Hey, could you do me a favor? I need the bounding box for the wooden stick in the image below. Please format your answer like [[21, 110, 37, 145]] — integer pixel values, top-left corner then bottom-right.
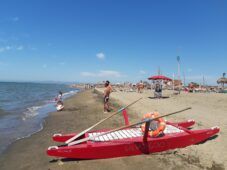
[[68, 107, 192, 146], [65, 97, 143, 144]]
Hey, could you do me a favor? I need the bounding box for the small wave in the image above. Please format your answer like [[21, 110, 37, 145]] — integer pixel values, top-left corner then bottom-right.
[[21, 90, 78, 121], [0, 83, 80, 155], [22, 106, 43, 120], [63, 90, 78, 97], [45, 90, 78, 103], [16, 123, 44, 140]]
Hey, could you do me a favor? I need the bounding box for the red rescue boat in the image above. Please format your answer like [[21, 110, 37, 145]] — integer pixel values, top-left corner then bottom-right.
[[47, 121, 219, 159]]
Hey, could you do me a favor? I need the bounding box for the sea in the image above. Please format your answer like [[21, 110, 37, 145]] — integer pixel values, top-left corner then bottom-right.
[[0, 82, 79, 154]]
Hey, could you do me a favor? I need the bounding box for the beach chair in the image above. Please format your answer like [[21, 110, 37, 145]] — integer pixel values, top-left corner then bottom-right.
[[154, 91, 162, 98]]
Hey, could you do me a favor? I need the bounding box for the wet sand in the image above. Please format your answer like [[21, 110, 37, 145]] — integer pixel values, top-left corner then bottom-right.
[[0, 89, 226, 170]]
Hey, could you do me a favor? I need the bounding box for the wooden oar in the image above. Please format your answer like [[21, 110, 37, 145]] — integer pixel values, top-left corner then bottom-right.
[[65, 97, 143, 144], [68, 107, 192, 146]]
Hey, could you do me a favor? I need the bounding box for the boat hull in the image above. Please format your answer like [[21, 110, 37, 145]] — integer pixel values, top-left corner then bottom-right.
[[47, 126, 219, 159]]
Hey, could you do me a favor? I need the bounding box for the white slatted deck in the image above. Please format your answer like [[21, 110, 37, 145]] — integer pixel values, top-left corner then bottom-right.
[[88, 125, 183, 142]]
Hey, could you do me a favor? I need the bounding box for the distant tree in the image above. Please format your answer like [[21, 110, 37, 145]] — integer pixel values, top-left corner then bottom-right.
[[223, 72, 226, 78]]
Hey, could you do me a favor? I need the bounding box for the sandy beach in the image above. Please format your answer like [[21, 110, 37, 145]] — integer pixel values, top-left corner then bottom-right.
[[97, 88, 227, 169], [0, 89, 226, 170], [1, 1, 226, 169]]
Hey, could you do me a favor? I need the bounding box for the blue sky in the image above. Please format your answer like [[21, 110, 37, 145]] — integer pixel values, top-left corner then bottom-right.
[[0, 0, 226, 84]]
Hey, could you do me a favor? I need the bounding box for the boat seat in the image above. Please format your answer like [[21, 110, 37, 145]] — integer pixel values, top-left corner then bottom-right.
[[88, 125, 183, 142]]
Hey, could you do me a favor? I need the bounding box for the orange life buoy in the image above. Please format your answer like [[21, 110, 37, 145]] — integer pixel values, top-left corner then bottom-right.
[[141, 112, 166, 137]]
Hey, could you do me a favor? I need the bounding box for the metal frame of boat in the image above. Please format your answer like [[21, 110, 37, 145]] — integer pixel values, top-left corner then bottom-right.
[[51, 119, 196, 143]]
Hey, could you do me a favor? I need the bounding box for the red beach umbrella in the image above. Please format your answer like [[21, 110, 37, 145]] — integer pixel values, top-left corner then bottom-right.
[[148, 75, 172, 81]]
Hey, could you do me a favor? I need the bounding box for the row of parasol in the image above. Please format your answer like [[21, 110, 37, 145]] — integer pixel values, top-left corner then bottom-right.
[[148, 75, 172, 81]]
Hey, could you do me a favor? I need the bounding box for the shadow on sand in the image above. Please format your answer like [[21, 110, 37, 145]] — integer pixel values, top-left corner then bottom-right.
[[49, 158, 86, 163], [196, 134, 219, 145], [63, 107, 80, 112], [148, 96, 170, 99]]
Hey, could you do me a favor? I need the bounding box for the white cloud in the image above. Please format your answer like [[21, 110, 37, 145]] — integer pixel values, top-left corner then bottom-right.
[[29, 46, 37, 51], [59, 62, 65, 65], [0, 48, 5, 52], [0, 17, 19, 24], [16, 45, 24, 50], [0, 46, 12, 52], [12, 17, 19, 22], [96, 52, 105, 60], [187, 68, 192, 72], [81, 72, 96, 77], [139, 70, 146, 74], [0, 45, 24, 52], [5, 46, 12, 50], [42, 64, 47, 68], [81, 70, 124, 78]]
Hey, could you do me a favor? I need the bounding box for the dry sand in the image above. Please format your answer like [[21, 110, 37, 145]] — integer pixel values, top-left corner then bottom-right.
[[97, 88, 227, 169], [0, 89, 226, 170]]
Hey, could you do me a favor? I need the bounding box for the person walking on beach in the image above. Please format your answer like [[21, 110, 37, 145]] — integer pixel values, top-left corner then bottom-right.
[[104, 80, 113, 113], [137, 80, 144, 93]]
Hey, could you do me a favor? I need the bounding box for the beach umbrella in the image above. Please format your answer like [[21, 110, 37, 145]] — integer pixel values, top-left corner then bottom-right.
[[217, 77, 227, 89], [148, 75, 172, 81], [217, 77, 227, 84]]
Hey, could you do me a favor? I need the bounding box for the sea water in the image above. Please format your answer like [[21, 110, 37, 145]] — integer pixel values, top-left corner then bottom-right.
[[0, 82, 79, 154]]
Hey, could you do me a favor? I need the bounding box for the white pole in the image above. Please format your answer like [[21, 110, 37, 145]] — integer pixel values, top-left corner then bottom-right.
[[177, 56, 181, 93], [177, 56, 180, 80], [173, 73, 175, 92]]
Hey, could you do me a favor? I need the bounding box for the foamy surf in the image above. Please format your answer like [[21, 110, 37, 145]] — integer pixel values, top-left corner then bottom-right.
[[21, 90, 78, 120], [22, 106, 43, 120], [0, 82, 79, 154]]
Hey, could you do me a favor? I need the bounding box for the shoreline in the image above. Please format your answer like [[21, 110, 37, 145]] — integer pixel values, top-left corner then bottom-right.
[[0, 89, 80, 155], [0, 89, 226, 170], [0, 90, 159, 170]]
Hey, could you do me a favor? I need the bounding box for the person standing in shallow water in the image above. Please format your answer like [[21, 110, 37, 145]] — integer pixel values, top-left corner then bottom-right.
[[56, 91, 64, 111], [103, 80, 113, 113], [57, 91, 63, 101]]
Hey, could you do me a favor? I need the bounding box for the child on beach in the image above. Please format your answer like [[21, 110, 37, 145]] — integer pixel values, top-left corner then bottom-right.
[[103, 80, 113, 113], [55, 91, 64, 111]]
